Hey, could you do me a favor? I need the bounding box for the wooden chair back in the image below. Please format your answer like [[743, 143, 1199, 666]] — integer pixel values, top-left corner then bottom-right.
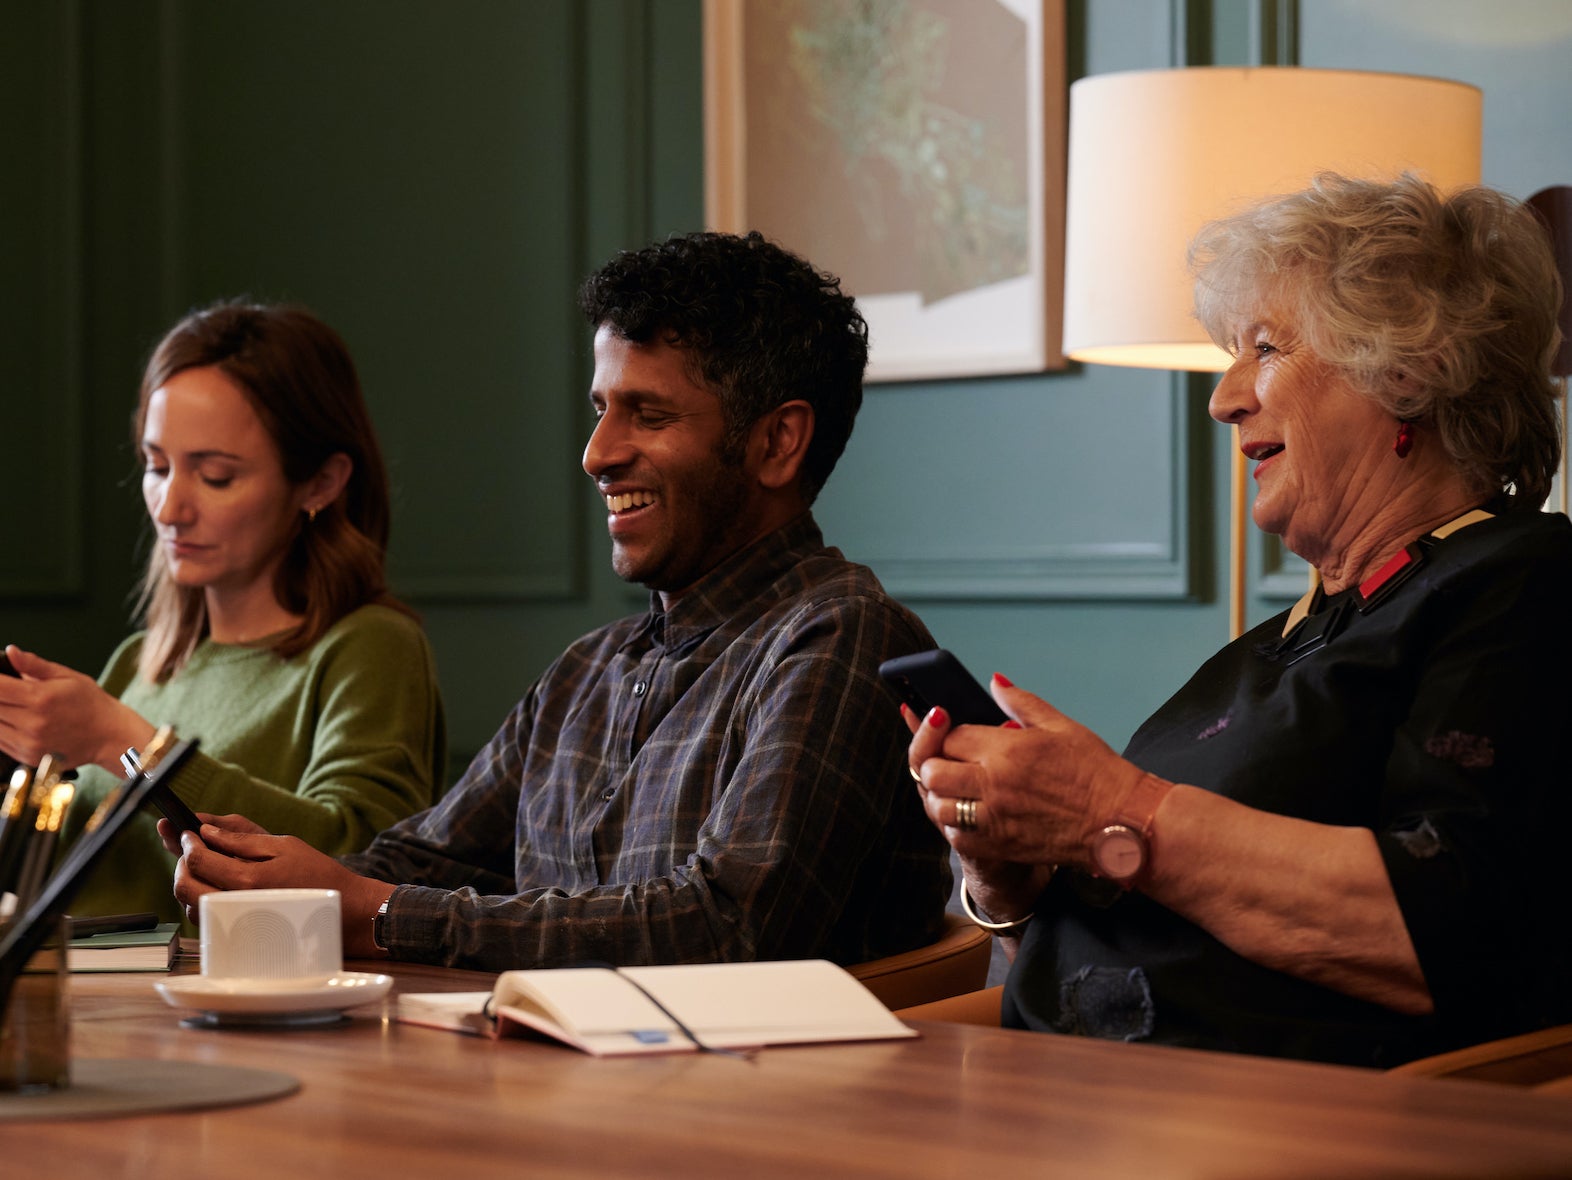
[[848, 913, 991, 1010]]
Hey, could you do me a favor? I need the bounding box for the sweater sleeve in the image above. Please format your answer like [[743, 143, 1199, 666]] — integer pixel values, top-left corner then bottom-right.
[[339, 687, 532, 894], [175, 607, 447, 856]]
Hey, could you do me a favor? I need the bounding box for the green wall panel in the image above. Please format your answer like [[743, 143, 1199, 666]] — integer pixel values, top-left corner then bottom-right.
[[817, 373, 1195, 601], [159, 0, 586, 603], [1, 1, 84, 598]]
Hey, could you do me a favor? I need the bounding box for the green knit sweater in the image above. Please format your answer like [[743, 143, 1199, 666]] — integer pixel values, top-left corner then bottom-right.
[[59, 603, 446, 923]]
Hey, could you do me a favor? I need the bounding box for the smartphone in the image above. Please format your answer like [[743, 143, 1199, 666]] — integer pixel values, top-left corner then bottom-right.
[[121, 743, 203, 833], [878, 649, 1009, 727], [146, 780, 202, 833]]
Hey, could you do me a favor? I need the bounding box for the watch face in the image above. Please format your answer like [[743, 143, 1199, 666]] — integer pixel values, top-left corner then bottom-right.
[[1093, 825, 1146, 882]]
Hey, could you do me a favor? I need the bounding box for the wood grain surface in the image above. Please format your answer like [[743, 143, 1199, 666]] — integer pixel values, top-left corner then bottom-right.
[[8, 960, 1572, 1178]]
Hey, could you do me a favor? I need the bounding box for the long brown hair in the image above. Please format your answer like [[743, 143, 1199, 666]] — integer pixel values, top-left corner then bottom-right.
[[134, 301, 412, 681]]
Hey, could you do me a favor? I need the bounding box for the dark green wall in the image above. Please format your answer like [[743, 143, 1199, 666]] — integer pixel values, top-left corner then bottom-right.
[[5, 0, 1570, 771], [4, 0, 711, 770]]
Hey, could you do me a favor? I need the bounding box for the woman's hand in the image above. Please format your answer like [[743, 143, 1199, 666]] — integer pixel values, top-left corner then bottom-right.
[[0, 644, 156, 772], [906, 675, 1149, 873], [902, 696, 1053, 931]]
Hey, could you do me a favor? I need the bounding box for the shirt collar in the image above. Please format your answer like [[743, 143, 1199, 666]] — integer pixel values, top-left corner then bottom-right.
[[641, 512, 826, 651], [1280, 505, 1497, 639]]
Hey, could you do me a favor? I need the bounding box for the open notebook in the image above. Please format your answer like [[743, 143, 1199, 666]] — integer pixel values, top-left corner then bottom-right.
[[397, 959, 917, 1056]]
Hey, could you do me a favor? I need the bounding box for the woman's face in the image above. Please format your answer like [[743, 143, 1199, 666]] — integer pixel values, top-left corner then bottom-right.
[[141, 364, 306, 609], [1208, 301, 1394, 564]]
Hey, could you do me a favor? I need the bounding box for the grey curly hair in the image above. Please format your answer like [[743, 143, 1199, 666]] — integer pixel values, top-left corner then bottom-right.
[[1190, 171, 1563, 508]]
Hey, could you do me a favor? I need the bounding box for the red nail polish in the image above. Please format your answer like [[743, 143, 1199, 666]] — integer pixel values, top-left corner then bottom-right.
[[1002, 719, 1022, 730], [993, 672, 1014, 689], [927, 706, 949, 728]]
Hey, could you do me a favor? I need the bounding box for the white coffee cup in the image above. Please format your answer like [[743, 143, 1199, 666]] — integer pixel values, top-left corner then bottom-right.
[[199, 888, 342, 986]]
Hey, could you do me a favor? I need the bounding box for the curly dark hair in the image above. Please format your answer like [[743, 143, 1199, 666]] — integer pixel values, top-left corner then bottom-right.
[[578, 231, 869, 503]]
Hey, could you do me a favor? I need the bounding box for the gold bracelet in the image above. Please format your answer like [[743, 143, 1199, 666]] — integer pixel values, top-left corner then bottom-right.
[[959, 878, 1034, 933]]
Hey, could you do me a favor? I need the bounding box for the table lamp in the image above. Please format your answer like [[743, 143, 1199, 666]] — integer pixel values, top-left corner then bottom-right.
[[1061, 67, 1482, 637]]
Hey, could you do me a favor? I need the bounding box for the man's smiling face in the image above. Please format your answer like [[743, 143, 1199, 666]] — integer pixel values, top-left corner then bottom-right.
[[582, 325, 761, 604]]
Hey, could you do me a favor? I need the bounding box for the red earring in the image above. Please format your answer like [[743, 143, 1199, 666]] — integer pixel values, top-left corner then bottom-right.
[[1394, 420, 1414, 459]]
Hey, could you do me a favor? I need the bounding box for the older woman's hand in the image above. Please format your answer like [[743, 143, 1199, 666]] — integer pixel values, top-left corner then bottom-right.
[[908, 675, 1151, 875], [902, 696, 1049, 932]]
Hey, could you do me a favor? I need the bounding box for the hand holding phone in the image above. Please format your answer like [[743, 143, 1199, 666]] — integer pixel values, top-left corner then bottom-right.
[[878, 649, 1009, 727]]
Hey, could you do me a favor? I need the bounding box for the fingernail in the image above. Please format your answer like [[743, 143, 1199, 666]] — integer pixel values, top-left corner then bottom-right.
[[992, 672, 1014, 688], [927, 706, 949, 728], [1002, 719, 1023, 730]]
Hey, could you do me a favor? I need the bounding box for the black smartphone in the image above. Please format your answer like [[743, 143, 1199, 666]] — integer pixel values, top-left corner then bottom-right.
[[146, 779, 202, 833], [121, 742, 203, 833], [879, 649, 1009, 727]]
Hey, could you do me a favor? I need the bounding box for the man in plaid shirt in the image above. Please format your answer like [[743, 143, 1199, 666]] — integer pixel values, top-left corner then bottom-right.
[[170, 231, 952, 970]]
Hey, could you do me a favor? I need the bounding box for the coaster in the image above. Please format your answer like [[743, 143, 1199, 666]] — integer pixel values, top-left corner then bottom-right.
[[179, 1010, 349, 1031], [0, 1058, 298, 1121]]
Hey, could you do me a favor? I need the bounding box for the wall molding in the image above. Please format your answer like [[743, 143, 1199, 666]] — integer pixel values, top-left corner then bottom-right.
[[1, 0, 86, 599], [155, 1, 592, 607], [868, 375, 1199, 602]]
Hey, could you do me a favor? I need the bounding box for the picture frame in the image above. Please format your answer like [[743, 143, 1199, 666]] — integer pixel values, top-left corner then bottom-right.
[[704, 0, 1066, 383]]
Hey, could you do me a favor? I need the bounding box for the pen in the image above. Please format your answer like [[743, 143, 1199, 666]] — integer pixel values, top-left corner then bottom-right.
[[0, 736, 199, 1015], [68, 912, 160, 939], [13, 757, 73, 914], [0, 764, 38, 903], [50, 725, 179, 901]]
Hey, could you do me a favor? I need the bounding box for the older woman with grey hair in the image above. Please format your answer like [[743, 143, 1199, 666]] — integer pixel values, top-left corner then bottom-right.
[[907, 172, 1572, 1067]]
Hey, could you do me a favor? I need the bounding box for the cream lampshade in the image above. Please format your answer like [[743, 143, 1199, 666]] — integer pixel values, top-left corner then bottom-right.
[[1061, 67, 1482, 635]]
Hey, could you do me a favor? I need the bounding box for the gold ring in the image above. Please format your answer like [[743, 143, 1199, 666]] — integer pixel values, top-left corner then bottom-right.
[[909, 765, 923, 785], [954, 797, 979, 832]]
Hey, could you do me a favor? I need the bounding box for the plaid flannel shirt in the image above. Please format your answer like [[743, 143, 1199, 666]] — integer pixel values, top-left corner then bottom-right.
[[346, 514, 952, 970]]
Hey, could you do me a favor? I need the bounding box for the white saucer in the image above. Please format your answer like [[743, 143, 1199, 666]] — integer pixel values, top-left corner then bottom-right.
[[155, 971, 393, 1027]]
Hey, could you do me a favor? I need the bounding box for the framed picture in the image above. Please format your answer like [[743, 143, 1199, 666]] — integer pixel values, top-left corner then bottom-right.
[[704, 0, 1066, 383]]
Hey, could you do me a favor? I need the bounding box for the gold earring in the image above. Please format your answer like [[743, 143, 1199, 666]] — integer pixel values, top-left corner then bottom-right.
[[307, 507, 318, 524]]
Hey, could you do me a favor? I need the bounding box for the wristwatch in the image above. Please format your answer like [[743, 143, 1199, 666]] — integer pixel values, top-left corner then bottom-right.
[[120, 725, 176, 777], [1089, 773, 1171, 888], [371, 897, 391, 951]]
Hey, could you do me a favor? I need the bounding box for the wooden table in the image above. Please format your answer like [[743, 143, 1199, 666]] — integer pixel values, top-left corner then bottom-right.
[[8, 960, 1572, 1178]]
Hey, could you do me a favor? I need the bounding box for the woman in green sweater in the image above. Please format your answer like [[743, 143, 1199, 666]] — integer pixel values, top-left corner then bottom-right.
[[0, 301, 446, 922]]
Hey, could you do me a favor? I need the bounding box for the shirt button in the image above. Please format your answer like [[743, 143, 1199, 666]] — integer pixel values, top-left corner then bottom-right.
[[632, 680, 648, 696]]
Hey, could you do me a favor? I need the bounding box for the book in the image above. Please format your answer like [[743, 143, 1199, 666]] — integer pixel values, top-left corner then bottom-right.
[[67, 922, 180, 972], [397, 959, 918, 1057]]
